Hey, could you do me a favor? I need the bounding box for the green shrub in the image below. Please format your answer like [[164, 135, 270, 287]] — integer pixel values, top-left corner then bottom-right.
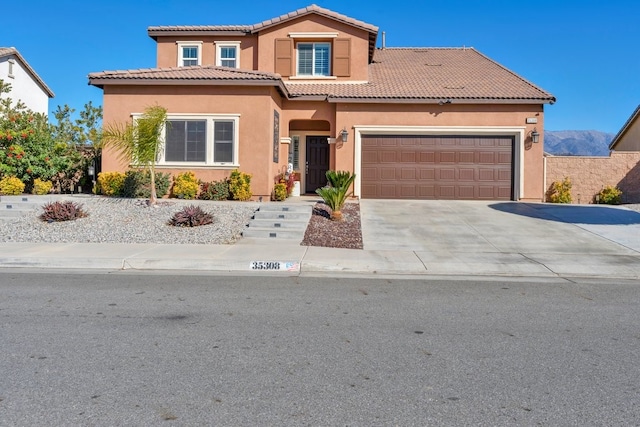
[[547, 177, 572, 203], [0, 176, 25, 195], [272, 183, 287, 201], [96, 171, 125, 196], [199, 179, 230, 201], [31, 178, 53, 195], [168, 205, 213, 227], [595, 186, 622, 205], [122, 169, 171, 199], [171, 171, 199, 199], [229, 169, 252, 201], [315, 170, 356, 221], [39, 201, 88, 222]]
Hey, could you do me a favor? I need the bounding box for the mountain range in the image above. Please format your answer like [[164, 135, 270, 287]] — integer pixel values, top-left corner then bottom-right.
[[544, 130, 615, 156]]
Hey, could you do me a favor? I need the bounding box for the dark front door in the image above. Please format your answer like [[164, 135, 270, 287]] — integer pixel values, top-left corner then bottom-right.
[[305, 136, 330, 193]]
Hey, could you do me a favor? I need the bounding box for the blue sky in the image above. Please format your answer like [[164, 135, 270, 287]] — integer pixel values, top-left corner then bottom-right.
[[2, 0, 638, 133]]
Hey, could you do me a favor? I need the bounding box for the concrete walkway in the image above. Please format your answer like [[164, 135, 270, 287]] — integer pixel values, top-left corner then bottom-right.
[[1, 199, 640, 279]]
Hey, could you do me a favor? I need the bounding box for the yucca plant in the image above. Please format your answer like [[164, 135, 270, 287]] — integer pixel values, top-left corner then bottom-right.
[[39, 201, 88, 222], [168, 205, 214, 227], [315, 170, 356, 221]]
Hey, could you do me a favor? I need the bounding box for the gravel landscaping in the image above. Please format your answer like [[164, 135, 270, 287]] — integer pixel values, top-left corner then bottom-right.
[[0, 196, 364, 247], [0, 197, 259, 245]]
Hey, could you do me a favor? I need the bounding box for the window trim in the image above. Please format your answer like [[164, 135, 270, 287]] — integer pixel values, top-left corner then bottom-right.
[[176, 41, 203, 67], [214, 41, 241, 68], [7, 59, 15, 78], [132, 113, 240, 168], [296, 42, 331, 77]]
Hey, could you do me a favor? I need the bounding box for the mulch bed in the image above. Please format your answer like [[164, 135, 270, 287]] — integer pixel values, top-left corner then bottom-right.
[[301, 202, 363, 249]]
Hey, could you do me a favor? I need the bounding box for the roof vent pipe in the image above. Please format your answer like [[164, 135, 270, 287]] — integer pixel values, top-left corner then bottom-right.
[[382, 31, 386, 49]]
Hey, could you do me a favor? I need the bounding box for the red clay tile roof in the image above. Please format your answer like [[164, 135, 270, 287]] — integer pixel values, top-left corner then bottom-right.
[[88, 65, 288, 95], [0, 47, 55, 98], [88, 48, 555, 104], [250, 4, 378, 34], [147, 4, 379, 61], [285, 48, 555, 103]]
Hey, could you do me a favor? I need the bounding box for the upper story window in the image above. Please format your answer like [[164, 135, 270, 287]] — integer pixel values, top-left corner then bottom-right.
[[297, 42, 330, 76], [215, 42, 241, 68], [177, 41, 202, 67]]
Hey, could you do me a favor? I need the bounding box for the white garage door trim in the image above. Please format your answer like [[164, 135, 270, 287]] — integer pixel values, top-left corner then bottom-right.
[[353, 126, 526, 200]]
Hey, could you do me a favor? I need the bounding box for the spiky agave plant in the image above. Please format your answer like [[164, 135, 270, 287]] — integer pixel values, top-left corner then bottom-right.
[[168, 205, 214, 227]]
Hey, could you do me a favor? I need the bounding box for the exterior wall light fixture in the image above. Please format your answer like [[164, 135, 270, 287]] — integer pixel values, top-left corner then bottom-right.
[[339, 128, 349, 143], [530, 128, 540, 143]]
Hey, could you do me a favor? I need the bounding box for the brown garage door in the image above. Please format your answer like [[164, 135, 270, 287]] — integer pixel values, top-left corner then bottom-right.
[[361, 135, 513, 200]]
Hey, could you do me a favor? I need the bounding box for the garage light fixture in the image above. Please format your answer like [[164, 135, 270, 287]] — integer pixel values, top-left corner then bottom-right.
[[530, 128, 540, 143], [339, 128, 349, 143]]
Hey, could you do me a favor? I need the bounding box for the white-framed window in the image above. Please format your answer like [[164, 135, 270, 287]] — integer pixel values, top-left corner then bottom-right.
[[147, 114, 239, 166], [177, 41, 202, 67], [297, 42, 330, 76], [215, 42, 240, 68]]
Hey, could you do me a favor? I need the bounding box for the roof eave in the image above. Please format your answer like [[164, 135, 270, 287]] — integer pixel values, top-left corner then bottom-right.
[[326, 97, 557, 104], [148, 29, 250, 40], [608, 104, 640, 150], [88, 77, 289, 96]]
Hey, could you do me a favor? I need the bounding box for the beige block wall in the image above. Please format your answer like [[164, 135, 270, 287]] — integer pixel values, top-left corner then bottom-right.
[[545, 152, 640, 203]]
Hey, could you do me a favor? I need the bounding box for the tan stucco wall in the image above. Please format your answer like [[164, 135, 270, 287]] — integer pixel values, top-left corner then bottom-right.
[[101, 85, 282, 198], [155, 35, 258, 69], [611, 117, 640, 151], [256, 15, 371, 81], [545, 152, 640, 203]]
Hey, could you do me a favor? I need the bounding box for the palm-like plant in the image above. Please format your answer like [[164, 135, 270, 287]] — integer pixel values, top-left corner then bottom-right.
[[102, 105, 167, 205], [315, 170, 356, 221]]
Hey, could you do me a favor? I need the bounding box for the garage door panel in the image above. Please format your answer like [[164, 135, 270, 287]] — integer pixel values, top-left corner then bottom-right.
[[380, 152, 396, 163], [420, 168, 436, 180], [439, 152, 456, 163], [361, 135, 513, 200], [420, 152, 436, 163], [401, 152, 416, 162], [400, 168, 416, 180], [459, 168, 475, 181], [459, 151, 475, 163], [439, 168, 455, 180], [379, 168, 396, 180]]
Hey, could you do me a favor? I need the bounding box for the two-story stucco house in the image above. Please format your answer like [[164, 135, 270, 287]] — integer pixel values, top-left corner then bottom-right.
[[89, 4, 555, 201], [0, 47, 54, 115]]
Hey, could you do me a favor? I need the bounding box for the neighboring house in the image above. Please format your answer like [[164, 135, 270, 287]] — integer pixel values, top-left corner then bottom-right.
[[89, 4, 555, 201], [609, 105, 640, 152], [545, 104, 640, 203], [0, 47, 54, 115]]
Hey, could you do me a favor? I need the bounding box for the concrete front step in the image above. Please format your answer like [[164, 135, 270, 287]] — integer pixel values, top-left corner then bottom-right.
[[248, 219, 309, 229], [242, 227, 306, 239], [243, 203, 312, 242], [0, 198, 41, 220], [257, 204, 312, 213]]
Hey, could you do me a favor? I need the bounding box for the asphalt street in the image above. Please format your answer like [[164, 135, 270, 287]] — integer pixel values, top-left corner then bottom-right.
[[1, 272, 639, 426]]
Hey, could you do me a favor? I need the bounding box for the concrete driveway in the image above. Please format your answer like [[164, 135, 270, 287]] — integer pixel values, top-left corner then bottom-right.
[[359, 200, 640, 277]]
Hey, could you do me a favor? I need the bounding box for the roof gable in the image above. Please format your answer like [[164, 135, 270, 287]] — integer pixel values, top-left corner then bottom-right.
[[0, 47, 55, 98], [147, 4, 379, 62]]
